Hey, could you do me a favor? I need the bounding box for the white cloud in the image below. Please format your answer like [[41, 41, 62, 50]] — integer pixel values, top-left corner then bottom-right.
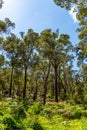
[[69, 6, 78, 23]]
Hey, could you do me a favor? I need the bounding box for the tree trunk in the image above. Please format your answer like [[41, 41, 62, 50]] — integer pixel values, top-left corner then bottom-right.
[[54, 65, 58, 102], [17, 85, 21, 98], [43, 63, 50, 105], [58, 73, 67, 100], [9, 66, 14, 97], [43, 81, 47, 105], [51, 85, 54, 99], [33, 85, 38, 101], [23, 67, 27, 99]]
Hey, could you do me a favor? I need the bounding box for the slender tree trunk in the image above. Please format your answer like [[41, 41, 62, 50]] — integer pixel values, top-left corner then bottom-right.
[[1, 82, 4, 95], [51, 85, 54, 99], [62, 66, 69, 100], [43, 63, 50, 105], [33, 85, 38, 101], [43, 81, 47, 105], [58, 72, 67, 100], [54, 65, 58, 102], [57, 66, 61, 95], [9, 65, 14, 97], [23, 67, 27, 99], [61, 80, 67, 100], [17, 85, 20, 97]]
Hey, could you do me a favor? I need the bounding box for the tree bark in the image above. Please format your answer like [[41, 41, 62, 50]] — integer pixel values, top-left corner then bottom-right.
[[54, 65, 58, 102], [51, 84, 54, 99], [43, 81, 47, 105], [9, 65, 14, 97], [17, 85, 21, 98], [23, 67, 27, 99], [33, 85, 38, 101], [43, 63, 50, 105]]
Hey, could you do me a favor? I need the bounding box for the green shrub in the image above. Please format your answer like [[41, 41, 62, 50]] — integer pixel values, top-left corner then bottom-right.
[[15, 106, 26, 119], [22, 98, 33, 110], [28, 103, 43, 115], [30, 121, 43, 130], [11, 105, 26, 119], [73, 111, 82, 119], [83, 104, 87, 110], [66, 111, 82, 119], [41, 108, 53, 118], [58, 109, 67, 115], [0, 110, 3, 116], [3, 116, 24, 130], [0, 124, 5, 130]]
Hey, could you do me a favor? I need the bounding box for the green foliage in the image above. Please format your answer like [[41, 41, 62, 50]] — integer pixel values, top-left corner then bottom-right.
[[0, 0, 87, 129], [0, 110, 3, 116], [11, 105, 26, 120], [28, 102, 43, 115], [1, 100, 87, 130], [30, 121, 43, 130], [54, 0, 78, 10], [71, 111, 82, 119], [3, 116, 24, 130], [0, 21, 6, 33], [0, 18, 15, 34], [41, 107, 53, 118], [22, 99, 33, 110]]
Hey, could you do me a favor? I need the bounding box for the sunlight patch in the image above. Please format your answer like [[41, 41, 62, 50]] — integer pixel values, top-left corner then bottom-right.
[[69, 6, 78, 23]]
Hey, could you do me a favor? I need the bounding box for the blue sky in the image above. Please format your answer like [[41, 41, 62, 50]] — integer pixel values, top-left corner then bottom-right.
[[0, 0, 80, 69], [0, 0, 79, 46]]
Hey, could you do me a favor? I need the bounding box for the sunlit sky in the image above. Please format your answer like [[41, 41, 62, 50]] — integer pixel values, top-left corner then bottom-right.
[[0, 0, 79, 46]]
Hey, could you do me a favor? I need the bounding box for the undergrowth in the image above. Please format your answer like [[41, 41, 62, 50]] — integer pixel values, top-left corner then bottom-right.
[[0, 98, 87, 130]]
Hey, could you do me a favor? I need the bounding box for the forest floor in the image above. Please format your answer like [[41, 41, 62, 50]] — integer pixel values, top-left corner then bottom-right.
[[0, 98, 87, 130]]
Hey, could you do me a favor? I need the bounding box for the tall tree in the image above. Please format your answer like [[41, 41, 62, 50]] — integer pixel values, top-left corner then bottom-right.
[[76, 4, 87, 66], [3, 34, 19, 97], [18, 29, 39, 99], [40, 29, 72, 102]]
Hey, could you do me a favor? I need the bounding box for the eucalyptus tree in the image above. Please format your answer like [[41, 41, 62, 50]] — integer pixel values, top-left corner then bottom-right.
[[40, 29, 72, 102], [54, 0, 87, 100], [0, 67, 11, 96], [29, 69, 41, 101], [0, 55, 5, 94], [0, 54, 4, 69], [0, 18, 15, 35], [76, 4, 87, 66], [75, 2, 87, 97], [42, 62, 50, 104], [54, 0, 87, 10], [18, 29, 39, 99], [3, 34, 20, 97], [0, 18, 15, 66], [54, 0, 87, 65], [37, 61, 51, 105], [0, 2, 16, 96], [58, 42, 74, 100], [13, 68, 24, 98], [28, 63, 44, 102], [81, 65, 87, 102], [0, 18, 15, 74]]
